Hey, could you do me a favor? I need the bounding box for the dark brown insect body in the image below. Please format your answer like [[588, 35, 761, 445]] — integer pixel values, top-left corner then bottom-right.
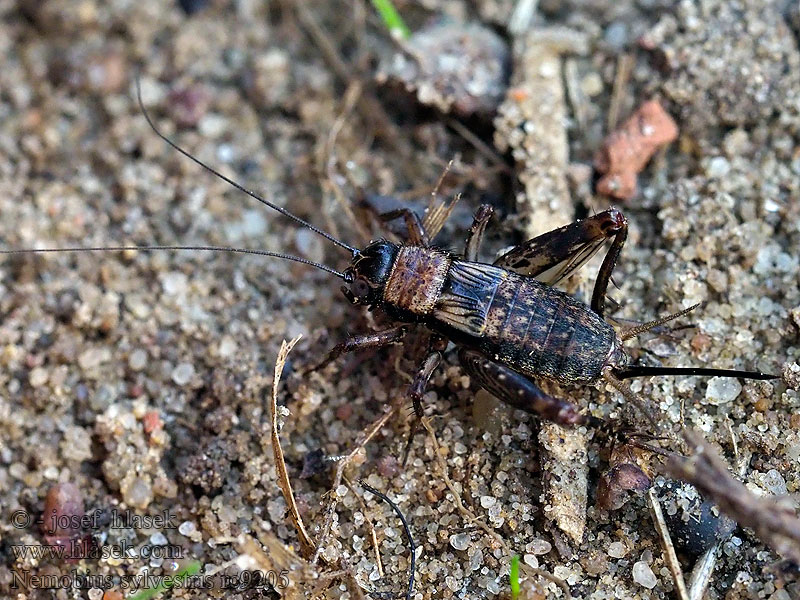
[[333, 207, 775, 428], [371, 244, 626, 383]]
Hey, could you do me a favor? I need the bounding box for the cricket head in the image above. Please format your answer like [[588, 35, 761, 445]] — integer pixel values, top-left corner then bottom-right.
[[342, 240, 398, 306]]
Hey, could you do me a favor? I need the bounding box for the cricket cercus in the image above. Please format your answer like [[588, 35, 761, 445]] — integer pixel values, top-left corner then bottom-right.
[[2, 84, 776, 433]]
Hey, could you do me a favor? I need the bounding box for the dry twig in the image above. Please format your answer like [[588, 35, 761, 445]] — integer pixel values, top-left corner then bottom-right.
[[344, 476, 385, 577], [647, 488, 690, 600], [664, 430, 800, 564], [312, 399, 402, 566], [269, 336, 316, 557]]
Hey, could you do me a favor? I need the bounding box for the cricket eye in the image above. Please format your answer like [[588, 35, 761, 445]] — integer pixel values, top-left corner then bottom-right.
[[352, 277, 370, 298]]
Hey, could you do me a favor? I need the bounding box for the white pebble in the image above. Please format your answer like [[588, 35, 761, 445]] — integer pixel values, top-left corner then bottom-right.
[[218, 336, 237, 358], [523, 553, 539, 568], [78, 347, 111, 370], [161, 272, 188, 296], [608, 541, 627, 558], [705, 156, 731, 178], [480, 496, 497, 509], [760, 469, 788, 495], [29, 367, 48, 388], [705, 377, 742, 405], [129, 349, 147, 371], [150, 532, 168, 546], [529, 538, 552, 555], [632, 560, 658, 589], [171, 362, 195, 386], [178, 521, 196, 536], [449, 532, 470, 551]]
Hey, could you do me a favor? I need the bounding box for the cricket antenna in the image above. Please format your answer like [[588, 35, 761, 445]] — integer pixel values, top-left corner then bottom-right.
[[0, 246, 349, 280], [615, 365, 778, 381], [135, 76, 359, 257]]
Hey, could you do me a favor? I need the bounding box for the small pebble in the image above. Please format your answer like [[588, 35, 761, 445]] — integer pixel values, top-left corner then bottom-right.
[[217, 336, 236, 358], [123, 477, 153, 509], [632, 560, 658, 589], [705, 156, 731, 178], [171, 362, 195, 386], [295, 229, 325, 264], [580, 72, 603, 97], [449, 532, 470, 551], [705, 376, 742, 405], [42, 482, 84, 539], [78, 347, 111, 370], [88, 589, 104, 600], [149, 532, 168, 545], [178, 521, 196, 536], [608, 541, 627, 558], [29, 367, 48, 387], [529, 538, 552, 555], [161, 272, 188, 296], [167, 85, 210, 128], [128, 350, 147, 371], [604, 21, 628, 49]]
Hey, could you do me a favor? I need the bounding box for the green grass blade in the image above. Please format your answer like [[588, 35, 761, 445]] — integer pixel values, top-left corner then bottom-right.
[[510, 554, 520, 600], [371, 0, 411, 40], [128, 560, 202, 600]]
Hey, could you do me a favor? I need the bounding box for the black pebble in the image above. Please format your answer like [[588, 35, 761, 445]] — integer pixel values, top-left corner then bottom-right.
[[658, 480, 737, 557], [178, 0, 211, 16]]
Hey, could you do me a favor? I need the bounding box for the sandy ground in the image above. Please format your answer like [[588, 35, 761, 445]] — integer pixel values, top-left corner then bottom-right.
[[1, 0, 800, 599]]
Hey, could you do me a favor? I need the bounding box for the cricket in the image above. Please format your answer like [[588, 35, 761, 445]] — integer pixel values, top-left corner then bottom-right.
[[1, 81, 776, 436]]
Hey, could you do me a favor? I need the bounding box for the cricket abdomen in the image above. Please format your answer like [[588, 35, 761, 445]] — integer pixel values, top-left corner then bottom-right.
[[431, 260, 623, 384]]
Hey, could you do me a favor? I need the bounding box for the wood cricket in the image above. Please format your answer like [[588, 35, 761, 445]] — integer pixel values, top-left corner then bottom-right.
[[1, 81, 777, 435]]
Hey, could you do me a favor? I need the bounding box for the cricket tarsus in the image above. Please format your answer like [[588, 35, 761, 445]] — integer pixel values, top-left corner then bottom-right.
[[0, 246, 348, 279], [134, 76, 359, 257]]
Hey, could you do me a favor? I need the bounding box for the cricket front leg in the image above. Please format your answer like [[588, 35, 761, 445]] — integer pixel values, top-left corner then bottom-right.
[[459, 349, 592, 426], [306, 325, 408, 374]]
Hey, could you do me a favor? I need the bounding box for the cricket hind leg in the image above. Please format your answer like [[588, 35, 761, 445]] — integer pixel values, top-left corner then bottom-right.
[[458, 349, 596, 426]]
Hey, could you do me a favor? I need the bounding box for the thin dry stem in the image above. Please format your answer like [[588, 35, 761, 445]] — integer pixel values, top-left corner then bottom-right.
[[269, 336, 316, 558], [320, 79, 373, 246], [344, 476, 385, 577], [607, 53, 635, 131], [647, 488, 690, 600]]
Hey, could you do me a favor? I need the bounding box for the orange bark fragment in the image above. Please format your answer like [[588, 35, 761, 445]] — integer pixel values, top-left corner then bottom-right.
[[594, 100, 678, 200]]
